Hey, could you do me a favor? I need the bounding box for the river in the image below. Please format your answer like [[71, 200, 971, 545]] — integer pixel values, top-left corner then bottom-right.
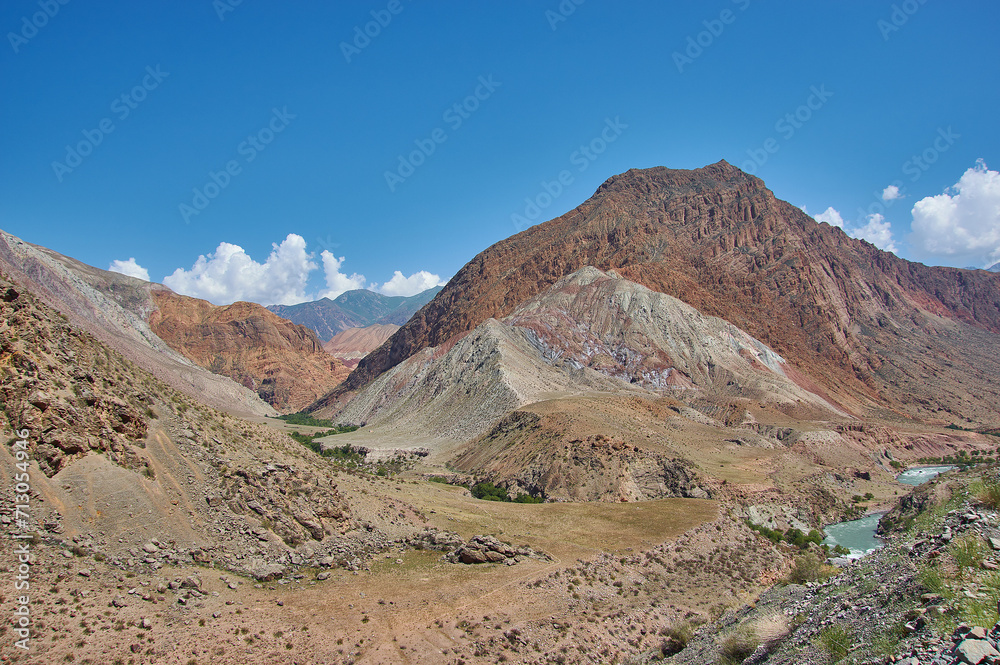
[[821, 465, 957, 558]]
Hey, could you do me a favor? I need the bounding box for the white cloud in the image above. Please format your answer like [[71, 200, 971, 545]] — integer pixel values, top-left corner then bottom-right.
[[374, 270, 446, 297], [163, 233, 317, 306], [813, 206, 844, 228], [911, 159, 1000, 267], [317, 251, 367, 300], [812, 206, 898, 254], [108, 257, 150, 281], [882, 185, 902, 201], [849, 213, 898, 253]]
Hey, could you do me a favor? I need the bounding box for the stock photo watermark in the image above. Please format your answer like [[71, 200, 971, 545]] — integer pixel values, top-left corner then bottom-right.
[[51, 65, 170, 183], [511, 116, 628, 232], [878, 0, 929, 41], [546, 0, 586, 31], [178, 107, 296, 224], [384, 75, 501, 192], [9, 429, 33, 652], [341, 0, 411, 63], [673, 0, 751, 73], [213, 0, 244, 22], [740, 84, 833, 175], [7, 0, 71, 53]]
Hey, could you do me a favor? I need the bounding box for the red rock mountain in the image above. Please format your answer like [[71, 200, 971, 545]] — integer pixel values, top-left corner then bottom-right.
[[149, 291, 350, 413], [314, 161, 1000, 425], [322, 323, 400, 368]]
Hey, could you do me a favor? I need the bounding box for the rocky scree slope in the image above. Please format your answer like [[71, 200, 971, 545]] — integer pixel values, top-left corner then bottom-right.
[[0, 269, 423, 583], [662, 468, 1000, 665], [0, 229, 274, 416], [316, 161, 1000, 425], [148, 290, 350, 413]]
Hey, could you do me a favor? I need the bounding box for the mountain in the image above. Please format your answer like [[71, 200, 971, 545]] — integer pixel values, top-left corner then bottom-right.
[[988, 261, 1000, 273], [329, 265, 843, 458], [0, 229, 350, 415], [268, 286, 442, 341], [148, 291, 351, 413], [0, 230, 274, 416], [314, 161, 1000, 426], [322, 323, 400, 368], [0, 267, 355, 565]]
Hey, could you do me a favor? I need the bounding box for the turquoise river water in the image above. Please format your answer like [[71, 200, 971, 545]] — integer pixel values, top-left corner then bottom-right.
[[820, 465, 957, 558]]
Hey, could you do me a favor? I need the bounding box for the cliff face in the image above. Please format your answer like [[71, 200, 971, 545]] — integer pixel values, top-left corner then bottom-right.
[[149, 291, 350, 413], [316, 161, 1000, 424]]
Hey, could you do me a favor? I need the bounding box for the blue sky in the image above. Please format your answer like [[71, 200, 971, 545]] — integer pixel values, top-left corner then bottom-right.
[[2, 1, 998, 305]]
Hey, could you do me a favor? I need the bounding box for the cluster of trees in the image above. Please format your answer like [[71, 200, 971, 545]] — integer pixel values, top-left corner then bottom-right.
[[471, 481, 544, 504], [746, 521, 849, 554]]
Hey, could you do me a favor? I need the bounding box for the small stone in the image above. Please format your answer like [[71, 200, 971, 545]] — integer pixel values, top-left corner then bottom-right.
[[316, 572, 330, 581], [140, 617, 152, 630], [77, 569, 91, 578], [142, 542, 159, 554], [989, 537, 1000, 551]]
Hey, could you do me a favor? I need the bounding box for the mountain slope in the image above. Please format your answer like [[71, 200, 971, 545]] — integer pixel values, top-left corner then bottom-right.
[[148, 291, 351, 413], [0, 230, 274, 416], [327, 267, 839, 441], [268, 286, 442, 341], [314, 162, 1000, 425], [323, 323, 400, 368]]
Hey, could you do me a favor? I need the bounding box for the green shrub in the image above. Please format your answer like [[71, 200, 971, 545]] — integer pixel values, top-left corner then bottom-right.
[[787, 552, 830, 584], [513, 493, 544, 504], [951, 533, 985, 575], [976, 480, 1000, 509], [471, 481, 509, 502], [816, 624, 852, 662]]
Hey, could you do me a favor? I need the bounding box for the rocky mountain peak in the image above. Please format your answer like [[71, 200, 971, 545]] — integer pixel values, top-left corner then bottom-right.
[[313, 162, 1000, 425]]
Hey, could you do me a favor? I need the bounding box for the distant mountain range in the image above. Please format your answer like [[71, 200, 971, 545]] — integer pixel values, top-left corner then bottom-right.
[[267, 287, 442, 341], [988, 262, 1000, 273]]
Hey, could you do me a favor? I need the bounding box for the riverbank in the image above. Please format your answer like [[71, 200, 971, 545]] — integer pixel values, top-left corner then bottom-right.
[[655, 465, 1000, 664]]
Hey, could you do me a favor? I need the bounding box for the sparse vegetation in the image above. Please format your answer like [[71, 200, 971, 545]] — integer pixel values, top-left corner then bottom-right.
[[787, 552, 833, 584], [660, 620, 695, 656], [719, 626, 759, 665], [816, 624, 852, 662]]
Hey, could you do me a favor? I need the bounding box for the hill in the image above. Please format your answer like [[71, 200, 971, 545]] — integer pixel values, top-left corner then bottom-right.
[[0, 230, 274, 416], [268, 286, 442, 341], [148, 291, 351, 413], [322, 323, 400, 368]]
